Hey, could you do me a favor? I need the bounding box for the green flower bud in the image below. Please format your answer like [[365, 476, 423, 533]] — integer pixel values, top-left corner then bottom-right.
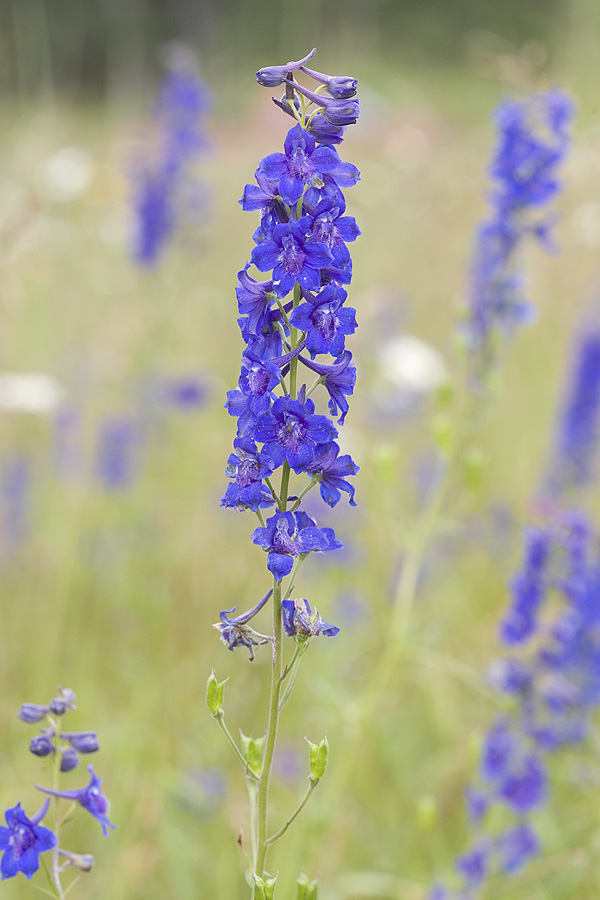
[[253, 873, 278, 900], [306, 734, 329, 781], [206, 669, 227, 716], [240, 731, 266, 776], [296, 870, 319, 900]]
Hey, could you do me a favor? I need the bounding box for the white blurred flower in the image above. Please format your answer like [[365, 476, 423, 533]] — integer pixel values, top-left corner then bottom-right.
[[0, 374, 64, 413], [37, 147, 95, 202], [379, 334, 447, 393]]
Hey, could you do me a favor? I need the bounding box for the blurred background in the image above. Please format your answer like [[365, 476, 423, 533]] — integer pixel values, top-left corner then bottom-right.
[[1, 0, 600, 898]]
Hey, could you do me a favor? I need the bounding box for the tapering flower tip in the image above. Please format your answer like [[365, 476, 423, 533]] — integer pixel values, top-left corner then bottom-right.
[[50, 687, 77, 716], [256, 49, 316, 87], [37, 765, 116, 836], [61, 731, 99, 754], [300, 65, 358, 99], [0, 800, 56, 880], [29, 735, 53, 757], [60, 748, 79, 772], [282, 598, 340, 639], [18, 704, 49, 724]]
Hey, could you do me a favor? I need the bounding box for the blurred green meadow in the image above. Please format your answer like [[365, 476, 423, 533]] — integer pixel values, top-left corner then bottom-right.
[[2, 2, 600, 898]]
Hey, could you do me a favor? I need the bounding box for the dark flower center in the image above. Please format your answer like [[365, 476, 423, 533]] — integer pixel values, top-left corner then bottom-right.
[[11, 826, 35, 858]]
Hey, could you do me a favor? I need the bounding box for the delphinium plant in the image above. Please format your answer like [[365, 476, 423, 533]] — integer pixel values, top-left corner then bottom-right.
[[303, 88, 575, 879], [132, 59, 211, 266], [462, 89, 573, 385], [207, 49, 360, 898], [0, 687, 114, 897]]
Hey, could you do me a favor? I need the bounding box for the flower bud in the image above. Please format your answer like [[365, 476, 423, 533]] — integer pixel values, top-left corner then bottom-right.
[[60, 748, 79, 772], [256, 49, 316, 87], [51, 687, 77, 716], [306, 734, 329, 781], [29, 735, 53, 757], [253, 873, 278, 900], [61, 731, 99, 753], [206, 670, 228, 716], [296, 871, 319, 900], [240, 731, 265, 776], [18, 704, 50, 724]]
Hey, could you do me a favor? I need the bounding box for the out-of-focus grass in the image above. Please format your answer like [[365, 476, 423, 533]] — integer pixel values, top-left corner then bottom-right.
[[1, 51, 600, 900]]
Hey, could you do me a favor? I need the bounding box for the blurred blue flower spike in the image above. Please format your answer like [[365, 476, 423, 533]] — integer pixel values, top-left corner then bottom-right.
[[132, 60, 211, 265]]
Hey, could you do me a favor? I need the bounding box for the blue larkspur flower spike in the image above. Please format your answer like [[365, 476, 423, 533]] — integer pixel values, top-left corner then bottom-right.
[[133, 64, 211, 266], [0, 799, 56, 880], [463, 89, 573, 380], [217, 50, 360, 658], [434, 510, 600, 897]]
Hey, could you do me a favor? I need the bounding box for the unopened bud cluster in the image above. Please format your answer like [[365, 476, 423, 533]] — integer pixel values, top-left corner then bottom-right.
[[20, 687, 100, 773]]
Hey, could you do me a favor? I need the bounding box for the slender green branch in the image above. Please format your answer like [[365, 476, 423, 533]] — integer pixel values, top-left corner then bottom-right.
[[266, 779, 318, 846], [290, 478, 318, 512], [279, 640, 311, 712], [213, 712, 259, 781], [254, 508, 266, 528], [253, 579, 285, 881]]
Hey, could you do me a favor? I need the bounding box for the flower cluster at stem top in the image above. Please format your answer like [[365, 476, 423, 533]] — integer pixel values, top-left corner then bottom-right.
[[217, 51, 360, 655]]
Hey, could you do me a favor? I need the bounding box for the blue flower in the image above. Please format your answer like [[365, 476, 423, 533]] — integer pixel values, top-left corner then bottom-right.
[[282, 598, 339, 638], [37, 765, 115, 836], [299, 351, 356, 424], [251, 511, 341, 580], [0, 800, 56, 880], [253, 393, 337, 471], [257, 125, 358, 207], [289, 284, 357, 358], [221, 437, 274, 512], [251, 218, 333, 299], [214, 589, 273, 660], [304, 441, 359, 507]]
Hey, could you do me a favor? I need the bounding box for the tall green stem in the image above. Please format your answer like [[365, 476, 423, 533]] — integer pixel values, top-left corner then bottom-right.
[[254, 578, 284, 884]]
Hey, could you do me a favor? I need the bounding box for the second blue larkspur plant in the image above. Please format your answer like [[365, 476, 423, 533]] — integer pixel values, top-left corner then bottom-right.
[[219, 49, 361, 653]]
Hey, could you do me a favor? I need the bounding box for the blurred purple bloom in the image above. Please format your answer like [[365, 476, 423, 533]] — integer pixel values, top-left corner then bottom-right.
[[548, 326, 600, 493], [95, 416, 140, 490], [464, 89, 573, 375], [133, 68, 210, 266], [500, 527, 550, 644], [0, 454, 30, 552], [0, 800, 56, 880], [164, 376, 208, 409]]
